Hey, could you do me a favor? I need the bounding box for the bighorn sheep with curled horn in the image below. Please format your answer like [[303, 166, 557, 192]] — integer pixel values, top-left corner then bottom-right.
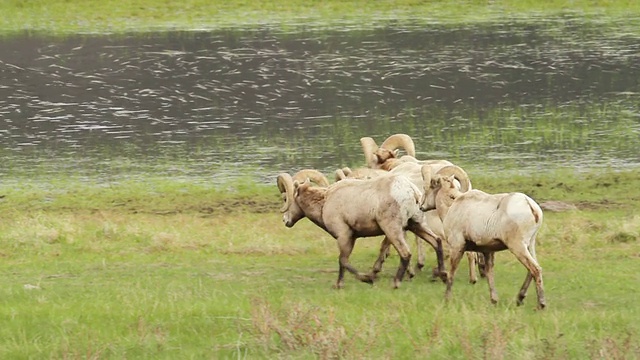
[[420, 165, 546, 309], [359, 134, 481, 275], [361, 133, 425, 171], [277, 170, 446, 289], [336, 163, 484, 283], [360, 133, 466, 176]]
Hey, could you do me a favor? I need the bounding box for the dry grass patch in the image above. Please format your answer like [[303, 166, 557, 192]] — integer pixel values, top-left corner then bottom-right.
[[249, 298, 351, 359]]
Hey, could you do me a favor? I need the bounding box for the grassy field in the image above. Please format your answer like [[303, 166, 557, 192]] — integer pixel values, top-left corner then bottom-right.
[[0, 169, 638, 358], [1, 0, 640, 35]]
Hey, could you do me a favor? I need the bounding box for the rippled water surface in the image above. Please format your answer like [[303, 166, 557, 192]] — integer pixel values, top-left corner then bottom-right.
[[1, 18, 640, 185]]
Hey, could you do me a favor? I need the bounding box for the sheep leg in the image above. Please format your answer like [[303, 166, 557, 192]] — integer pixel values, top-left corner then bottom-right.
[[515, 239, 546, 309], [444, 238, 466, 302], [391, 239, 412, 289], [517, 273, 533, 306], [383, 230, 412, 289], [467, 252, 478, 284], [335, 236, 374, 289], [407, 223, 446, 282], [509, 240, 546, 309], [483, 252, 499, 304], [415, 234, 425, 272], [477, 252, 487, 278], [370, 237, 392, 278], [370, 235, 417, 280]]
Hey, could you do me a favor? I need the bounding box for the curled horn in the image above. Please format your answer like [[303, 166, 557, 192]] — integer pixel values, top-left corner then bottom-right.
[[421, 164, 434, 193], [334, 167, 353, 182], [360, 137, 379, 168], [292, 169, 329, 187], [277, 173, 294, 213], [379, 134, 416, 158], [435, 165, 471, 192]]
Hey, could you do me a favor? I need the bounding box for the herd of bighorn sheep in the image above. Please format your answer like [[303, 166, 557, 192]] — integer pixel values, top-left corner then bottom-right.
[[277, 134, 546, 309]]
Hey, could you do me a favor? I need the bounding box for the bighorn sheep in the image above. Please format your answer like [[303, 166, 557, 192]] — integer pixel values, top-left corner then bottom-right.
[[337, 161, 485, 283], [277, 171, 446, 289], [359, 134, 465, 272], [360, 133, 451, 171], [360, 133, 417, 170], [420, 165, 546, 309]]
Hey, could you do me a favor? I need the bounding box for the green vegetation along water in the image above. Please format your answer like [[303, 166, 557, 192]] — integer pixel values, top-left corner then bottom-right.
[[2, 0, 640, 35]]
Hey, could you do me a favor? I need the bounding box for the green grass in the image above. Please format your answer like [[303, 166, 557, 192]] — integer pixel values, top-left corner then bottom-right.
[[2, 0, 640, 35], [0, 169, 639, 358]]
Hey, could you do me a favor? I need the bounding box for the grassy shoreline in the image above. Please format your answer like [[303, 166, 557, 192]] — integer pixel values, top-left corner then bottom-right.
[[2, 0, 640, 35], [1, 167, 639, 215]]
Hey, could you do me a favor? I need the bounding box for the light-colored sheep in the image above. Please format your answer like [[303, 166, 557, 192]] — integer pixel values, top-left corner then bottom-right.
[[277, 171, 446, 289], [337, 162, 485, 283], [420, 165, 546, 309], [360, 133, 455, 171], [360, 133, 417, 170], [359, 134, 473, 271]]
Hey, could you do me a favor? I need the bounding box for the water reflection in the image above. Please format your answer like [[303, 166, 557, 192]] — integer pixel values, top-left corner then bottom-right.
[[1, 19, 639, 184]]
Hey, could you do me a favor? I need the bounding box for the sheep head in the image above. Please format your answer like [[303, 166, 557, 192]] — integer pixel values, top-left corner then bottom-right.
[[380, 133, 416, 157], [360, 137, 380, 169], [277, 173, 306, 227], [420, 165, 470, 215], [360, 134, 416, 169], [278, 170, 329, 228]]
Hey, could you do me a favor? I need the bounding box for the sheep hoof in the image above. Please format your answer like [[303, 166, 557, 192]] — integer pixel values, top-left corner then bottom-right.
[[429, 267, 441, 282], [356, 273, 375, 284], [435, 270, 449, 283], [406, 269, 416, 280], [332, 283, 344, 290], [537, 298, 547, 310], [490, 298, 498, 305]]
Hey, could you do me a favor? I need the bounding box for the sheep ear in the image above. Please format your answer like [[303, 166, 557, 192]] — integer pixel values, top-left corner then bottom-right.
[[432, 175, 444, 188], [293, 178, 311, 197], [293, 180, 302, 197]]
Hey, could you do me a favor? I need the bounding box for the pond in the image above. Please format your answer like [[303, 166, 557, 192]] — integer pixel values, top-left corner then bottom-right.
[[1, 16, 640, 186]]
